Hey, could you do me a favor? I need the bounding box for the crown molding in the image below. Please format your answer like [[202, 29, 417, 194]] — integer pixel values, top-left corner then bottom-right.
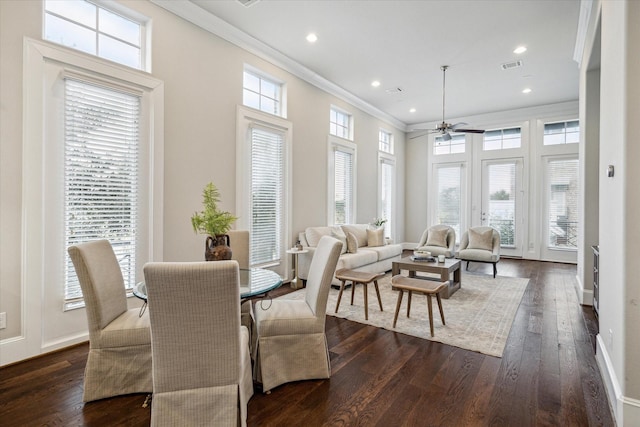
[[150, 0, 407, 131], [573, 0, 593, 68]]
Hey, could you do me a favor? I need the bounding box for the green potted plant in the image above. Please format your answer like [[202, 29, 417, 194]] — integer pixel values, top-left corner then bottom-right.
[[191, 182, 238, 261]]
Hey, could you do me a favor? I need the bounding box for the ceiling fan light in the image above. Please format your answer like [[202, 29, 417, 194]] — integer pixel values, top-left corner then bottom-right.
[[442, 132, 452, 141]]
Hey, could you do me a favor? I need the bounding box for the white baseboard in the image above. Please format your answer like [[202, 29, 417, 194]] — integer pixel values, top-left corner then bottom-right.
[[596, 334, 640, 426], [575, 274, 594, 305]]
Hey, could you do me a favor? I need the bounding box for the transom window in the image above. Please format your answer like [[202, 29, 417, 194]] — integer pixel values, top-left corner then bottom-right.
[[44, 0, 146, 70], [544, 120, 579, 145], [379, 129, 394, 154], [483, 127, 522, 151], [243, 69, 283, 116], [434, 134, 465, 155], [330, 107, 353, 140]]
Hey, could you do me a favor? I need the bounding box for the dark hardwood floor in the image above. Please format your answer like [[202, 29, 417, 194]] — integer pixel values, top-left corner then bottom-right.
[[0, 259, 614, 426]]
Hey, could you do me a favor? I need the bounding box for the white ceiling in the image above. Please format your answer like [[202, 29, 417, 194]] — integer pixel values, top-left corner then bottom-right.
[[184, 0, 581, 129]]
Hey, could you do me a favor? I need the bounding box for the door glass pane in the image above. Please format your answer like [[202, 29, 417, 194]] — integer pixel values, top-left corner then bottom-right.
[[547, 159, 578, 249], [436, 165, 462, 242], [487, 163, 516, 246]]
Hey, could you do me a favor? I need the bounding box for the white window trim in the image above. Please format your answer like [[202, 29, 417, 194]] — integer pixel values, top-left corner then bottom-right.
[[327, 136, 357, 225], [12, 38, 163, 364], [235, 106, 292, 276]]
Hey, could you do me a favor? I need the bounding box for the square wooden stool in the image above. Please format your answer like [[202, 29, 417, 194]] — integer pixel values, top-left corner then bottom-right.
[[391, 274, 446, 337], [334, 269, 385, 320]]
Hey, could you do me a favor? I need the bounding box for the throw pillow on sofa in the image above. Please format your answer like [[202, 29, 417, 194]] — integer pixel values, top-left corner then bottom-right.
[[346, 232, 359, 253], [426, 227, 448, 248], [341, 224, 369, 247], [367, 228, 386, 247], [331, 226, 348, 254]]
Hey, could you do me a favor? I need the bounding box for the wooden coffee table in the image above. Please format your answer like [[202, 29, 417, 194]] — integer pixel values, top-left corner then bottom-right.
[[391, 257, 461, 299]]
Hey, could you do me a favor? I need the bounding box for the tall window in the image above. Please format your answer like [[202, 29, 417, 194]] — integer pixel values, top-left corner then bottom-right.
[[237, 107, 291, 274], [379, 129, 394, 154], [433, 164, 465, 243], [243, 69, 283, 116], [63, 79, 141, 305], [249, 127, 285, 265], [483, 127, 521, 150], [434, 134, 465, 155], [546, 158, 578, 249], [330, 107, 352, 140], [44, 0, 146, 70], [329, 139, 356, 225], [379, 155, 394, 238], [544, 120, 579, 145]]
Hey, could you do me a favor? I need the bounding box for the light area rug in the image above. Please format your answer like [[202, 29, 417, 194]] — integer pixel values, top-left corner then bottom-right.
[[282, 273, 529, 358]]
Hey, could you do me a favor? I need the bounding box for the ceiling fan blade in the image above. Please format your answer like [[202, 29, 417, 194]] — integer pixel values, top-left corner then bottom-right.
[[455, 128, 485, 134], [450, 122, 469, 130], [409, 132, 429, 140]]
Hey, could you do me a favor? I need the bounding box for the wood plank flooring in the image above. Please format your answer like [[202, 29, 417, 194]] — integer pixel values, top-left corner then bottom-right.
[[0, 259, 614, 426]]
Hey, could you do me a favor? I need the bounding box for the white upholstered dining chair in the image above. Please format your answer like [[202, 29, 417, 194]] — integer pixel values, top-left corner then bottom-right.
[[67, 239, 152, 402], [143, 260, 253, 427], [253, 235, 342, 393]]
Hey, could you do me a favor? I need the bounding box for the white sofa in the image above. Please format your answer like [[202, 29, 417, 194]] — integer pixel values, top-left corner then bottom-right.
[[297, 224, 402, 286]]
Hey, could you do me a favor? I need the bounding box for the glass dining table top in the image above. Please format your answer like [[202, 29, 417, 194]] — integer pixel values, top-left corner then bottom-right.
[[133, 267, 283, 301]]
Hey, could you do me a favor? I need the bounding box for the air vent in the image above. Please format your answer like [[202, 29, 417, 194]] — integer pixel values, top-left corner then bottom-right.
[[236, 0, 261, 7], [385, 87, 403, 94], [501, 60, 523, 70]]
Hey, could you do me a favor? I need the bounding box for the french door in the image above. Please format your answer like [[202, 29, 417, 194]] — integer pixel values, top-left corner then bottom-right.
[[481, 158, 523, 257], [541, 155, 578, 262]]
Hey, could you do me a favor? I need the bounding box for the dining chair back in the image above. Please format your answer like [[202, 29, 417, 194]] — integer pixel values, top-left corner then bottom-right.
[[67, 239, 152, 402], [253, 235, 342, 392], [143, 260, 253, 426]]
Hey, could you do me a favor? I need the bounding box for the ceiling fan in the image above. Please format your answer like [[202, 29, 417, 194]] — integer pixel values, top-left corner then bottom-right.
[[411, 65, 485, 141]]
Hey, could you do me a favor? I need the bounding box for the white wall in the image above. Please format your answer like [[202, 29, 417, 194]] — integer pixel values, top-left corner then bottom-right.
[[583, 1, 640, 425], [0, 0, 405, 365]]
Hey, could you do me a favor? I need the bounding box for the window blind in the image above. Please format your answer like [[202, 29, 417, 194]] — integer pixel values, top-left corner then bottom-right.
[[380, 159, 394, 238], [487, 162, 516, 246], [250, 126, 285, 266], [64, 78, 140, 306], [436, 165, 462, 241], [547, 158, 578, 249], [333, 147, 353, 224]]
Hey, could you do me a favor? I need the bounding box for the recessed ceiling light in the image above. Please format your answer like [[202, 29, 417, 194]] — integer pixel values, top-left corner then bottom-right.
[[306, 33, 318, 43], [371, 80, 381, 87], [522, 88, 532, 94], [514, 46, 527, 54], [409, 108, 416, 113]]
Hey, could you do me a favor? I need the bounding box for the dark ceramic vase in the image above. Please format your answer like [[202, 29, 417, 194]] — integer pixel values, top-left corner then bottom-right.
[[205, 234, 232, 261]]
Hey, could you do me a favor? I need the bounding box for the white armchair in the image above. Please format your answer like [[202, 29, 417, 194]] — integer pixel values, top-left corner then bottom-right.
[[416, 224, 456, 258], [456, 226, 501, 278]]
